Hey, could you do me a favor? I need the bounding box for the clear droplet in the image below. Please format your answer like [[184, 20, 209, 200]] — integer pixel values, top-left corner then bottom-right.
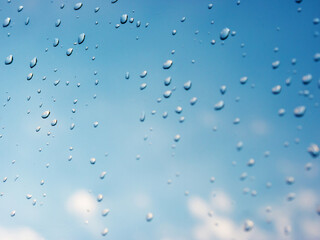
[[97, 194, 103, 202], [243, 219, 254, 231], [120, 14, 128, 24], [66, 48, 73, 56], [184, 81, 192, 90], [308, 143, 319, 158], [55, 19, 61, 27], [3, 17, 11, 27], [41, 110, 50, 119], [146, 212, 153, 222], [74, 2, 83, 10], [78, 33, 85, 44], [53, 38, 59, 47], [163, 60, 173, 69], [293, 106, 306, 117], [90, 157, 96, 164], [140, 70, 147, 78], [51, 119, 57, 126], [30, 57, 37, 68], [214, 100, 224, 110], [102, 209, 110, 217], [272, 85, 281, 94], [5, 55, 13, 65], [101, 228, 109, 236], [163, 90, 172, 98], [220, 28, 230, 40]]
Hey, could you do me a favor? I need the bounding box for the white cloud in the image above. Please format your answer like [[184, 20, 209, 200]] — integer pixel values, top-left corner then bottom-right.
[[66, 190, 97, 218], [0, 226, 44, 240], [188, 194, 271, 240]]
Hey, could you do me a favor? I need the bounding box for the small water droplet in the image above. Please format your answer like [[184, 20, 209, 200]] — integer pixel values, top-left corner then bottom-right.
[[5, 55, 13, 65], [272, 85, 282, 94], [140, 70, 147, 78], [17, 5, 23, 12], [163, 90, 172, 98], [302, 74, 312, 85], [102, 209, 110, 217], [55, 19, 61, 27], [146, 212, 153, 222], [243, 219, 254, 231], [101, 228, 109, 236], [308, 143, 319, 158], [97, 194, 103, 202], [214, 100, 224, 110], [184, 81, 192, 90]]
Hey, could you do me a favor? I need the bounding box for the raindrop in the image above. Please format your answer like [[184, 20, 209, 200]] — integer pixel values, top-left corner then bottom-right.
[[78, 33, 85, 44], [174, 134, 181, 142], [272, 60, 280, 69], [164, 77, 172, 86], [240, 76, 248, 84], [140, 83, 147, 90], [66, 48, 73, 56], [146, 212, 153, 222], [272, 85, 281, 94], [243, 219, 254, 231], [17, 5, 23, 12], [41, 110, 50, 119], [120, 14, 128, 24], [302, 74, 312, 85], [163, 60, 173, 69], [55, 19, 61, 27], [74, 3, 83, 10], [51, 119, 57, 126], [97, 194, 103, 202], [220, 28, 230, 40], [184, 81, 192, 90], [93, 121, 99, 128], [293, 106, 306, 117], [53, 38, 59, 47], [102, 209, 110, 217], [90, 158, 96, 164], [3, 17, 11, 27], [30, 57, 37, 68], [308, 143, 319, 158], [101, 228, 109, 236], [214, 100, 224, 110], [10, 210, 16, 217], [163, 90, 172, 98], [5, 55, 13, 65], [140, 70, 147, 78], [190, 97, 197, 105]]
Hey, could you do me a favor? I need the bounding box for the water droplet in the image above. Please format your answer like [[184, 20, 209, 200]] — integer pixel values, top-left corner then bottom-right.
[[30, 57, 37, 68], [140, 83, 147, 90], [164, 77, 172, 86], [66, 48, 73, 56], [247, 158, 255, 167], [90, 157, 96, 164], [5, 55, 13, 65], [190, 97, 197, 105], [70, 123, 75, 130], [240, 76, 248, 84], [302, 74, 312, 85], [174, 134, 181, 142], [97, 194, 103, 202], [272, 85, 281, 94], [93, 121, 99, 128], [10, 210, 16, 217], [175, 106, 183, 114], [184, 81, 192, 90], [102, 209, 110, 216], [208, 3, 213, 9], [55, 19, 61, 27], [220, 28, 230, 40], [120, 14, 128, 24], [293, 106, 306, 117], [146, 212, 153, 222], [220, 85, 227, 94], [214, 100, 224, 110], [163, 90, 172, 98], [163, 60, 173, 69], [78, 33, 85, 44], [243, 219, 254, 231], [3, 17, 11, 27], [41, 110, 50, 119], [25, 17, 30, 25], [308, 143, 319, 158], [100, 171, 107, 179], [53, 38, 59, 47], [272, 60, 280, 69], [26, 194, 32, 199], [101, 228, 109, 236], [51, 119, 57, 126], [74, 2, 83, 10], [140, 70, 147, 78], [286, 177, 295, 185], [17, 5, 23, 12]]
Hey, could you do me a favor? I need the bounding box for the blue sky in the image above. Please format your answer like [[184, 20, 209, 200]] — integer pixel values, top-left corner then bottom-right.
[[0, 0, 319, 239]]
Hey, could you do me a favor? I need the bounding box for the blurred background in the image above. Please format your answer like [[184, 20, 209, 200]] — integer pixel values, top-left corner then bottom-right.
[[0, 0, 319, 239]]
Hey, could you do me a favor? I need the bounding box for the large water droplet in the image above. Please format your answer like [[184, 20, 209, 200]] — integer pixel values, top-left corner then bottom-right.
[[78, 33, 85, 44], [120, 14, 128, 24], [163, 90, 172, 98], [41, 110, 50, 119], [184, 81, 192, 90], [220, 28, 230, 40], [308, 143, 319, 158], [272, 85, 281, 94], [55, 19, 61, 27], [3, 17, 11, 27], [140, 70, 147, 78], [302, 74, 312, 85], [74, 2, 83, 10]]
